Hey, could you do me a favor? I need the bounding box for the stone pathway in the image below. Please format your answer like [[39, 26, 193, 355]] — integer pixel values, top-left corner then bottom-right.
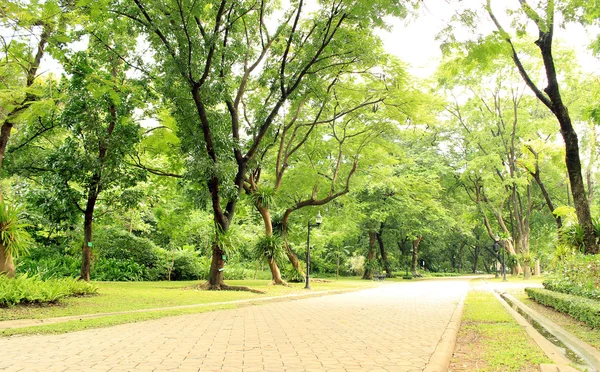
[[0, 279, 470, 372]]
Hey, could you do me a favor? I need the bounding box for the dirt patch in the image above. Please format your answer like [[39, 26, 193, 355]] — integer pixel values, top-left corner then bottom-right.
[[449, 327, 490, 371]]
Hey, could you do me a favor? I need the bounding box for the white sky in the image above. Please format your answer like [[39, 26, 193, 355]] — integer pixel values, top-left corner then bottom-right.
[[34, 1, 600, 90], [377, 0, 599, 79]]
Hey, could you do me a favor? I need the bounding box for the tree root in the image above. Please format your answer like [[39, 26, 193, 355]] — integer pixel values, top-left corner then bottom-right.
[[197, 282, 266, 294], [269, 280, 290, 286]]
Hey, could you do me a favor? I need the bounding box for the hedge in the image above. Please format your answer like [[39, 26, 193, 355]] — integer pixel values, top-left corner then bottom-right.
[[543, 278, 600, 302], [525, 287, 600, 329]]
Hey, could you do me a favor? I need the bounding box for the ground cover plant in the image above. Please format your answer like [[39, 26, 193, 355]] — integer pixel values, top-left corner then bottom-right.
[[0, 275, 97, 307]]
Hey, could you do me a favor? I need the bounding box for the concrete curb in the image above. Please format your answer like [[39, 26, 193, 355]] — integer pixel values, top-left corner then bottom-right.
[[501, 292, 600, 371], [0, 287, 366, 331], [488, 288, 573, 366], [423, 290, 467, 372]]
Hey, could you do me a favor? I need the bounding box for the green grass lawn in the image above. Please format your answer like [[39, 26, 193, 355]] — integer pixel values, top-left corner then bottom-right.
[[0, 278, 377, 336], [485, 275, 545, 285], [450, 282, 551, 371], [0, 278, 376, 321]]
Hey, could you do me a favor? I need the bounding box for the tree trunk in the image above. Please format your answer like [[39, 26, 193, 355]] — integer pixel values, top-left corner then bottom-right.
[[282, 212, 305, 279], [80, 208, 94, 281], [376, 225, 392, 278], [257, 205, 285, 285], [363, 231, 376, 280], [207, 242, 225, 288], [472, 246, 480, 274], [0, 242, 15, 278], [411, 236, 423, 277], [458, 242, 465, 272], [534, 259, 541, 276]]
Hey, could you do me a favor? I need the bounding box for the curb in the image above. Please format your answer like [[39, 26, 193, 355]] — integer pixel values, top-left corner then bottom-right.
[[500, 292, 600, 371], [423, 291, 466, 372]]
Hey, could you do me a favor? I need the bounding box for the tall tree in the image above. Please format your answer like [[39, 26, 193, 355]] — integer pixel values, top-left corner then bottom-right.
[[106, 0, 412, 289], [0, 0, 72, 276], [484, 0, 598, 254]]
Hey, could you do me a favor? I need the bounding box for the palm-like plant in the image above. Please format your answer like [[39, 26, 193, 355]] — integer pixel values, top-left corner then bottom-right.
[[0, 200, 32, 277]]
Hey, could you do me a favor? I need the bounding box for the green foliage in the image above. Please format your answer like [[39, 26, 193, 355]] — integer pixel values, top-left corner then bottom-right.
[[0, 275, 97, 307], [283, 265, 305, 283], [17, 250, 81, 280], [0, 201, 32, 258], [526, 287, 600, 329], [253, 235, 285, 262], [92, 258, 146, 281], [550, 253, 600, 291], [543, 278, 600, 301], [93, 227, 159, 268]]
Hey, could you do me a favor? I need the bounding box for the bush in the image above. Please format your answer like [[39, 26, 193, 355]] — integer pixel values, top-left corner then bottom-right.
[[526, 287, 600, 329], [17, 246, 81, 279], [171, 250, 207, 280], [0, 275, 97, 306], [553, 254, 600, 288], [349, 255, 365, 276], [543, 278, 600, 301], [284, 265, 305, 282], [92, 258, 146, 281], [94, 227, 159, 267]]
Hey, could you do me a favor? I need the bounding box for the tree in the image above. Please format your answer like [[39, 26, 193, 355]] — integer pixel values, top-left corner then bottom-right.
[[11, 27, 145, 280], [104, 0, 412, 289], [0, 0, 72, 276], [484, 0, 598, 254]]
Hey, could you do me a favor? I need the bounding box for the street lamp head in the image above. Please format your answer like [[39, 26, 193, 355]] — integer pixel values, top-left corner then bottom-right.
[[494, 234, 499, 242], [315, 211, 322, 226]]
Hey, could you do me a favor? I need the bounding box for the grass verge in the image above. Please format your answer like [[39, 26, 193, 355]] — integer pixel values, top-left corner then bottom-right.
[[450, 288, 551, 371]]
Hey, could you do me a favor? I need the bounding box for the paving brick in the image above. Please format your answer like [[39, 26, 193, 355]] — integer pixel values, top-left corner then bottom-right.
[[1, 280, 468, 371]]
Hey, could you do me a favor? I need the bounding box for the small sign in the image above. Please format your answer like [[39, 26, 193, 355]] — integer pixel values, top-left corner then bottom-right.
[[222, 254, 227, 261], [218, 268, 224, 272], [87, 242, 93, 247]]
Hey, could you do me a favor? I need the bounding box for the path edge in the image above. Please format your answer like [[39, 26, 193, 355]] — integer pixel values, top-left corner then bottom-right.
[[423, 290, 466, 372]]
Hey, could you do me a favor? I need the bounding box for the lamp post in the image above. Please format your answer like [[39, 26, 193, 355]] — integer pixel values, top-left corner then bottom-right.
[[305, 211, 322, 289]]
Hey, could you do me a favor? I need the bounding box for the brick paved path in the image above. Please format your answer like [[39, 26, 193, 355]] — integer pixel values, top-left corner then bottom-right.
[[1, 279, 469, 372]]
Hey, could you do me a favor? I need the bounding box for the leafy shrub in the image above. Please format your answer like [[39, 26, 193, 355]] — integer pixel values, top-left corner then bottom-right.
[[92, 258, 146, 281], [93, 227, 159, 267], [284, 265, 305, 282], [17, 254, 81, 279], [0, 275, 97, 306], [349, 255, 365, 276], [551, 253, 600, 290], [170, 250, 207, 280], [526, 287, 600, 329], [543, 278, 600, 301]]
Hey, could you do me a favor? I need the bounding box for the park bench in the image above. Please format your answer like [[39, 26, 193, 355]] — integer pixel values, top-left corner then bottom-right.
[[373, 272, 386, 281]]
